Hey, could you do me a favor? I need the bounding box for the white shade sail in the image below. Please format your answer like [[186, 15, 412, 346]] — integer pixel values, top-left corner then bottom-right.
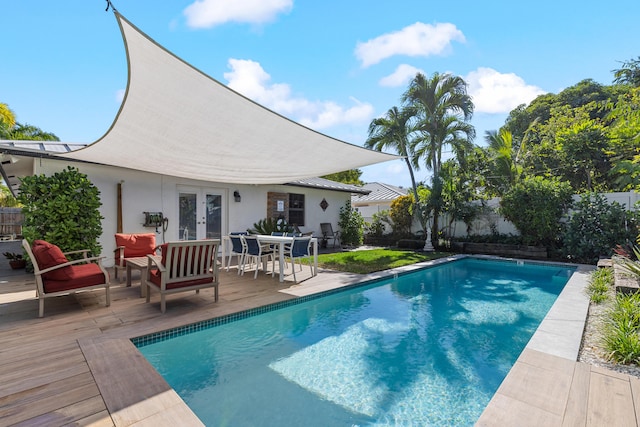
[[61, 12, 398, 184]]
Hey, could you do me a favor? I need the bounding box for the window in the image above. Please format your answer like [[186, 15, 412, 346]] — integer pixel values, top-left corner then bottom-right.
[[288, 193, 305, 226]]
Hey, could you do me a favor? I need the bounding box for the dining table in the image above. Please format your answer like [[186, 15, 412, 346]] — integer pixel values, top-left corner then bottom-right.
[[222, 234, 318, 282], [256, 235, 318, 282]]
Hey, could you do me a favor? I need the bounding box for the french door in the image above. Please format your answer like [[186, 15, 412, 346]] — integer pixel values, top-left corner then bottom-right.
[[177, 186, 224, 240]]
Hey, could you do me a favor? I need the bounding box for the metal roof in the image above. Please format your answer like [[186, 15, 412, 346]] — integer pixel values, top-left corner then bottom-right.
[[286, 177, 370, 194], [351, 182, 407, 203]]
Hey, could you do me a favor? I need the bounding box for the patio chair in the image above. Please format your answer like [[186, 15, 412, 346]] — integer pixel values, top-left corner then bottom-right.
[[23, 239, 110, 317], [239, 235, 275, 279], [226, 232, 247, 273], [114, 232, 158, 282], [144, 239, 220, 313], [320, 223, 341, 248], [286, 236, 314, 283]]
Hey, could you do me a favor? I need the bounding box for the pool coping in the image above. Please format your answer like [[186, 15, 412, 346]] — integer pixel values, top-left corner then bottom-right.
[[78, 255, 590, 426]]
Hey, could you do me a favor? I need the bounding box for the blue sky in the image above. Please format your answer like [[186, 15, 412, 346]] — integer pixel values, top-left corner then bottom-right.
[[3, 0, 639, 187]]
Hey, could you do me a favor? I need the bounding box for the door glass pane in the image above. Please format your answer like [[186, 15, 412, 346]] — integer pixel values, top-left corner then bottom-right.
[[179, 192, 197, 240], [206, 194, 222, 239]]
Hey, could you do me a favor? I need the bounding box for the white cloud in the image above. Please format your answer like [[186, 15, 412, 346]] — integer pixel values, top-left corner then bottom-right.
[[466, 67, 546, 114], [116, 89, 125, 102], [379, 64, 424, 87], [224, 58, 374, 130], [355, 22, 465, 68], [183, 0, 293, 28]]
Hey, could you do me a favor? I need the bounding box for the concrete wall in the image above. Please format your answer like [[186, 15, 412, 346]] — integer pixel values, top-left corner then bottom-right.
[[34, 158, 350, 267]]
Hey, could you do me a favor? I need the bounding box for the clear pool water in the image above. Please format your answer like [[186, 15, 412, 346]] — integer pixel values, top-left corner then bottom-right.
[[136, 258, 575, 426]]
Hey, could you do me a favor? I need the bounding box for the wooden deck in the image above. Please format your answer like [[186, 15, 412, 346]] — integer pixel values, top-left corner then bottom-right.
[[0, 261, 639, 426]]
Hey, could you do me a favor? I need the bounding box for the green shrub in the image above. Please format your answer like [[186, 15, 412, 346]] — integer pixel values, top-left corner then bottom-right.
[[338, 200, 364, 247], [389, 195, 413, 236], [562, 193, 640, 264], [17, 166, 103, 258], [500, 176, 573, 247], [366, 210, 389, 237], [586, 268, 613, 303]]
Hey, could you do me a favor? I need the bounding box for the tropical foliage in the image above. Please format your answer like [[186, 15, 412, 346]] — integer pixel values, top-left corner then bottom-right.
[[17, 166, 103, 258], [0, 102, 58, 141], [499, 177, 573, 247], [365, 73, 475, 244], [320, 169, 364, 186], [388, 195, 414, 236], [562, 193, 640, 264], [362, 55, 639, 258], [337, 200, 364, 247]]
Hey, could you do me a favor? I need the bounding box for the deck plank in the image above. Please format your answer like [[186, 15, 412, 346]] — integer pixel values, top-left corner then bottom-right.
[[562, 361, 591, 427], [587, 371, 636, 427]]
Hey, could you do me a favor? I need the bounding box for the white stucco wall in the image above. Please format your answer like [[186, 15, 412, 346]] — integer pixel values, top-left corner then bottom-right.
[[353, 202, 392, 224], [33, 158, 350, 267]]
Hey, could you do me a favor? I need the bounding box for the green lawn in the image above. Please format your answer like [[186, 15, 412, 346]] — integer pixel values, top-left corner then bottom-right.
[[317, 249, 452, 274]]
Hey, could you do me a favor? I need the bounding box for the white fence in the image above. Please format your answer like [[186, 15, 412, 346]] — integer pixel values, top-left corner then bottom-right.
[[439, 191, 640, 238]]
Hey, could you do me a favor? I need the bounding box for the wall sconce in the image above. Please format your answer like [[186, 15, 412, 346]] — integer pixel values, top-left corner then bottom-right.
[[233, 190, 241, 202]]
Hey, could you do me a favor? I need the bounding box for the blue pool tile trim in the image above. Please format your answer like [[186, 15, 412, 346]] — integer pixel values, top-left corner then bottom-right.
[[131, 256, 575, 348], [132, 271, 397, 348]]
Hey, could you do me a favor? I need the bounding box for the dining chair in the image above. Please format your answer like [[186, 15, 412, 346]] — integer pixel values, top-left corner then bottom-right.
[[286, 237, 314, 283], [227, 232, 247, 274], [240, 235, 276, 279]]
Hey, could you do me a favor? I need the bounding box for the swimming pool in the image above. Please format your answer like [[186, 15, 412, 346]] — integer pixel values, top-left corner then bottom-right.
[[135, 257, 575, 426]]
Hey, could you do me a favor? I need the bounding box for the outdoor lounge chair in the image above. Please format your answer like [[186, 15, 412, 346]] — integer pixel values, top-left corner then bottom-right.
[[144, 239, 220, 313], [320, 223, 341, 248], [113, 232, 158, 282], [23, 239, 110, 317]]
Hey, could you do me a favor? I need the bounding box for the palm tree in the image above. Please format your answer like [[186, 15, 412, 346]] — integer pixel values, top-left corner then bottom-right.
[[402, 72, 475, 246], [613, 56, 640, 87], [0, 103, 17, 139], [366, 106, 427, 233], [7, 123, 58, 141], [484, 128, 523, 195]]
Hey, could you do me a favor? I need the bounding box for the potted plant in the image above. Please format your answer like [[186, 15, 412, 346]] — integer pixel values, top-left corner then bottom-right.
[[3, 252, 26, 269]]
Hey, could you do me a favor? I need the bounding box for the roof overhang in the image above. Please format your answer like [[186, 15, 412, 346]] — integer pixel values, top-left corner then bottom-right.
[[59, 12, 398, 184]]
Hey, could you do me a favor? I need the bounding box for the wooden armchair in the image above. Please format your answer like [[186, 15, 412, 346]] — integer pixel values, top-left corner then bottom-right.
[[113, 233, 157, 282], [144, 239, 220, 313], [23, 239, 110, 317]]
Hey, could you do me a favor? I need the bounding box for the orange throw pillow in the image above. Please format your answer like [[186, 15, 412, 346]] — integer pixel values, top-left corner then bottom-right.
[[31, 240, 73, 281], [115, 233, 156, 258]]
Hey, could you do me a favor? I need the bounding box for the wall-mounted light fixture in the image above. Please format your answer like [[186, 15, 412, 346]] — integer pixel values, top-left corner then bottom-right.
[[233, 190, 241, 202]]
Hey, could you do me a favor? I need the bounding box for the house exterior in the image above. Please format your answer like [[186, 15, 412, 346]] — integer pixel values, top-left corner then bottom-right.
[[351, 182, 407, 224], [0, 142, 369, 268]]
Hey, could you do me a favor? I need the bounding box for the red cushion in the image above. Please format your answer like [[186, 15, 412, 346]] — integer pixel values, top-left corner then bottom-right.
[[149, 270, 212, 289], [31, 240, 73, 281], [42, 263, 106, 293], [115, 233, 156, 258]]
